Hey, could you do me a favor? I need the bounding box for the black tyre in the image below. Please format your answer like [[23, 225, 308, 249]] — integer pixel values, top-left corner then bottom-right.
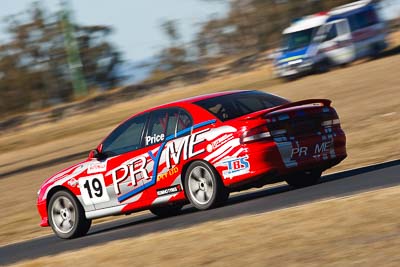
[[184, 161, 228, 210], [149, 204, 183, 218], [217, 187, 230, 204], [48, 190, 92, 239], [285, 170, 322, 188], [314, 60, 331, 74], [370, 43, 382, 59]]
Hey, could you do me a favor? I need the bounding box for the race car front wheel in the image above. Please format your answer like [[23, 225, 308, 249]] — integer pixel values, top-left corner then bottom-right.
[[48, 190, 91, 239], [184, 161, 228, 210]]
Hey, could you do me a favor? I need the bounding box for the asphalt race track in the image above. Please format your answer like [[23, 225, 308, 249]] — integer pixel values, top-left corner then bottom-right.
[[1, 160, 399, 265]]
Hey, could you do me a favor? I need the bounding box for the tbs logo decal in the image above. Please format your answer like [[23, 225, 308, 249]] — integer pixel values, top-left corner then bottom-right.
[[221, 156, 250, 179]]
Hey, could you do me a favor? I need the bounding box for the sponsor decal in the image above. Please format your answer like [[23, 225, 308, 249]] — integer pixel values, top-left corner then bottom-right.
[[206, 133, 233, 152], [314, 140, 332, 154], [146, 133, 165, 145], [290, 140, 333, 159], [111, 156, 150, 195], [291, 146, 308, 158], [157, 166, 179, 182], [163, 128, 209, 169], [115, 119, 216, 202], [221, 155, 250, 179], [88, 161, 107, 174], [157, 184, 182, 197], [68, 178, 78, 187], [313, 140, 334, 160], [79, 174, 110, 205]]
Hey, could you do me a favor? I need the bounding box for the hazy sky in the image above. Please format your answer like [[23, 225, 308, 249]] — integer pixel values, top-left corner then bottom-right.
[[0, 0, 228, 62], [1, 0, 399, 63]]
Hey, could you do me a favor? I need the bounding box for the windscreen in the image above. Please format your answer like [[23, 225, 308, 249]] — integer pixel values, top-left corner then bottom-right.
[[194, 91, 289, 121], [283, 27, 318, 51]]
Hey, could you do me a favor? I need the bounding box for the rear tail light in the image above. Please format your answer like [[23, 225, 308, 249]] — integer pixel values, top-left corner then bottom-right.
[[321, 107, 340, 127], [241, 125, 271, 143], [321, 118, 340, 127]]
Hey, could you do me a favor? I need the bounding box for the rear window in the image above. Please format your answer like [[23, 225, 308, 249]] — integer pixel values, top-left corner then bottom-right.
[[194, 91, 289, 121]]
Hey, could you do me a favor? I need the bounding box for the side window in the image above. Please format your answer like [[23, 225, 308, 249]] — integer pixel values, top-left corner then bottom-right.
[[349, 9, 378, 31], [335, 20, 349, 36], [102, 114, 149, 156], [325, 24, 338, 41], [166, 110, 179, 137], [348, 14, 359, 31], [176, 110, 193, 132], [365, 10, 378, 26], [357, 10, 378, 28], [145, 108, 189, 146], [235, 97, 265, 114]]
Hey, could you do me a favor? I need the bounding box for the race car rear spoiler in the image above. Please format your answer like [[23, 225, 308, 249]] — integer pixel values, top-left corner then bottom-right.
[[240, 99, 332, 120]]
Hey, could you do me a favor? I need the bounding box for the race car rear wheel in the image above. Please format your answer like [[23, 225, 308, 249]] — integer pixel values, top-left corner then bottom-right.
[[48, 190, 91, 239], [150, 204, 183, 218], [184, 161, 228, 210], [285, 170, 322, 188]]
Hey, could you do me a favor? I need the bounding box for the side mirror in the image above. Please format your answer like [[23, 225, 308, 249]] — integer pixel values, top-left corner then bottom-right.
[[88, 149, 99, 159]]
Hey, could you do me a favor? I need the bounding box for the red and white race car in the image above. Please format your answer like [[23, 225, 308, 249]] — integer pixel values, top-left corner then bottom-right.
[[37, 90, 346, 238]]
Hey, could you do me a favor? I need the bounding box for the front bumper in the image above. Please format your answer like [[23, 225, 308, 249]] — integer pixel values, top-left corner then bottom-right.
[[275, 62, 313, 78], [37, 199, 49, 227]]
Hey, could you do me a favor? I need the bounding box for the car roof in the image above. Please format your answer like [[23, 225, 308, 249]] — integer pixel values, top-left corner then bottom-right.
[[152, 90, 254, 109], [122, 90, 261, 124], [330, 0, 372, 16], [283, 13, 329, 34], [100, 90, 269, 146], [109, 90, 253, 138]]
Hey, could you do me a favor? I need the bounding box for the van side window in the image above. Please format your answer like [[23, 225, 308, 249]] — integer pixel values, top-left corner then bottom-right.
[[358, 10, 378, 27], [349, 9, 378, 31], [326, 25, 338, 41], [348, 14, 360, 31], [364, 10, 378, 26]]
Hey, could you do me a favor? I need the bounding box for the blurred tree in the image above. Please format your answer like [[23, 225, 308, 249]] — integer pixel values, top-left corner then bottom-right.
[[194, 0, 355, 58], [161, 19, 181, 46], [158, 46, 187, 71], [0, 2, 123, 116], [149, 19, 187, 78]]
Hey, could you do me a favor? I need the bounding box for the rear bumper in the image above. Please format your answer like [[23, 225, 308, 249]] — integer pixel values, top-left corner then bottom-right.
[[222, 131, 347, 188]]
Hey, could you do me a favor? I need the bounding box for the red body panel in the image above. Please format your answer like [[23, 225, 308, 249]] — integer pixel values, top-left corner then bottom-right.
[[37, 91, 347, 226]]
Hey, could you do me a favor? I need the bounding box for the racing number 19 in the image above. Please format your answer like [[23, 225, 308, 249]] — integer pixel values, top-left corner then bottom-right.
[[79, 174, 110, 205], [83, 178, 103, 198]]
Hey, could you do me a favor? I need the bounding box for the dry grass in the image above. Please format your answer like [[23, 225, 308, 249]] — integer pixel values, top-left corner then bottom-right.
[[9, 186, 400, 267], [0, 45, 399, 246]]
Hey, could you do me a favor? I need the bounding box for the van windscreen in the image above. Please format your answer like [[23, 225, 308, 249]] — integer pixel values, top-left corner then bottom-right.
[[283, 27, 318, 51]]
